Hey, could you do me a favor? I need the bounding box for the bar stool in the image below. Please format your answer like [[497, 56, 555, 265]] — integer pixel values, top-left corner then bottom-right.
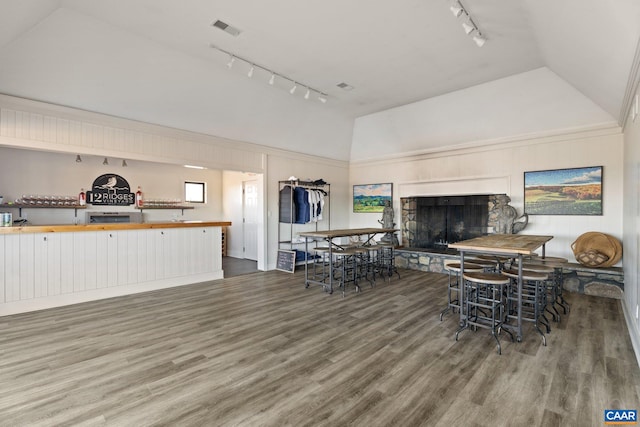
[[502, 268, 549, 346], [521, 262, 559, 322], [527, 256, 570, 314], [440, 261, 484, 321], [312, 246, 331, 283], [376, 242, 400, 281], [332, 247, 361, 297], [473, 254, 512, 271], [456, 271, 513, 354], [465, 257, 500, 272], [363, 245, 381, 284], [352, 246, 374, 288]]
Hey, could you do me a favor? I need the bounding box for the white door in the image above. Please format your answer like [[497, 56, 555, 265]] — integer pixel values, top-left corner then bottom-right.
[[243, 180, 259, 260]]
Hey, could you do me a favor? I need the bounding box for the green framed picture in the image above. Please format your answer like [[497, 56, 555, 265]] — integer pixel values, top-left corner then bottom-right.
[[353, 183, 392, 213]]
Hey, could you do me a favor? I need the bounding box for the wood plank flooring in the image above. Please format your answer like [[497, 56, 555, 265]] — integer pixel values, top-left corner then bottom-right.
[[0, 268, 638, 426]]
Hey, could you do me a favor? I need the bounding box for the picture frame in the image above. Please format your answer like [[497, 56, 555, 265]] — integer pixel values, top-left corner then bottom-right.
[[524, 166, 603, 215], [353, 183, 392, 213]]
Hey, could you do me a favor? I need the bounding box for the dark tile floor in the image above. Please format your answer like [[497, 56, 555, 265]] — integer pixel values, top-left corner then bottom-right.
[[222, 256, 258, 277]]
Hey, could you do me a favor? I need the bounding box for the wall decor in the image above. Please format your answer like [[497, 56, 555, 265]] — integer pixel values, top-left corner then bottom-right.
[[524, 166, 602, 215], [353, 183, 392, 213], [87, 174, 135, 206]]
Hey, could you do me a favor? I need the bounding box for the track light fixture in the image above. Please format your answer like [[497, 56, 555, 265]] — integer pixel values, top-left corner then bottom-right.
[[103, 157, 109, 165], [75, 154, 82, 163], [449, 1, 486, 47], [122, 159, 128, 167], [210, 44, 329, 103]]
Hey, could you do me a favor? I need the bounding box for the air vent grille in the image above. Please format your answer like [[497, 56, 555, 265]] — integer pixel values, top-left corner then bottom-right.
[[337, 82, 354, 91], [212, 20, 242, 37]]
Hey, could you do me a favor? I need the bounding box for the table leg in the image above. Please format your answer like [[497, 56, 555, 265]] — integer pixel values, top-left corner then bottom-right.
[[516, 254, 523, 341], [304, 237, 310, 288]]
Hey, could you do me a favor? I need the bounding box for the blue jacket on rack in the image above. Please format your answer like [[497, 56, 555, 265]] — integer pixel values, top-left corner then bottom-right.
[[293, 186, 311, 224]]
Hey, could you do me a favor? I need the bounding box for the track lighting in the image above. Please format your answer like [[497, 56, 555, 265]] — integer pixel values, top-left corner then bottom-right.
[[103, 157, 109, 165], [473, 34, 486, 47], [210, 44, 328, 104], [75, 154, 82, 163], [448, 1, 486, 47], [462, 21, 475, 35], [450, 2, 463, 17]]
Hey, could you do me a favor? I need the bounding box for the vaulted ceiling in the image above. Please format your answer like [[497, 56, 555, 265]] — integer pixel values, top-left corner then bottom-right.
[[0, 0, 639, 161]]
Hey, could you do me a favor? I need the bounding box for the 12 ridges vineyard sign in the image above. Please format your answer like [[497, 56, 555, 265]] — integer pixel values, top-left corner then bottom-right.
[[86, 174, 135, 206]]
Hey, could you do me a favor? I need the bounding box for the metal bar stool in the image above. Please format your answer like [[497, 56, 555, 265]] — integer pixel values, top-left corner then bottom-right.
[[376, 242, 400, 281], [521, 262, 559, 322], [456, 271, 513, 355], [312, 246, 331, 284], [527, 256, 570, 314], [502, 267, 549, 346], [440, 261, 484, 321], [332, 247, 361, 297]]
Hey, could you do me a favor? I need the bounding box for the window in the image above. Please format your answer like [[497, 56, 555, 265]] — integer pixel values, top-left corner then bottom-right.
[[185, 181, 206, 203]]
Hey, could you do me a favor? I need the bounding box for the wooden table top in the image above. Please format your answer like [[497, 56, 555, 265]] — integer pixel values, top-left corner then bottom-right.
[[448, 234, 553, 255], [299, 228, 397, 239]]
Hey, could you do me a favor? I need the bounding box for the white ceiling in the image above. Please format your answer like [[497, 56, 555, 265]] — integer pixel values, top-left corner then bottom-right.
[[0, 0, 639, 161]]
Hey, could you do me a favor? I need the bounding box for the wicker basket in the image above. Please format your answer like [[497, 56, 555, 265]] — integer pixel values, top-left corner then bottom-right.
[[571, 232, 622, 267]]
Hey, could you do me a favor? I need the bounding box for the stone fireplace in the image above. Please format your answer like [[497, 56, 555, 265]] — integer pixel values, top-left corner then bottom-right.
[[401, 194, 509, 250]]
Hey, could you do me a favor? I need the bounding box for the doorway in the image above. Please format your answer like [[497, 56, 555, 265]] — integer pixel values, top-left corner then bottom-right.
[[243, 179, 258, 261]]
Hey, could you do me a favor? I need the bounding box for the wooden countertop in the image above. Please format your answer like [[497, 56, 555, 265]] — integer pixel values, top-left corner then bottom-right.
[[0, 221, 231, 235], [448, 234, 553, 255]]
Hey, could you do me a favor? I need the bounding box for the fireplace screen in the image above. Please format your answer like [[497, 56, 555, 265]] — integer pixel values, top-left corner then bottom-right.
[[401, 195, 491, 250]]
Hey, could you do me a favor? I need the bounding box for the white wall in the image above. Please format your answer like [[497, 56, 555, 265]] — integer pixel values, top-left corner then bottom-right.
[[0, 146, 224, 224], [623, 92, 640, 362], [266, 152, 349, 270], [351, 68, 617, 162], [350, 127, 624, 262]]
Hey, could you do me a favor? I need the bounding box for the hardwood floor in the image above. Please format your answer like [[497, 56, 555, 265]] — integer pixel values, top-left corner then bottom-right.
[[222, 256, 258, 277], [0, 268, 638, 426]]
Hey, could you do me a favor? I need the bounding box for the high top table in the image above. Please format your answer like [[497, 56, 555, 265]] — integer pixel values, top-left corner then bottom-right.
[[298, 228, 397, 294], [448, 234, 553, 342]]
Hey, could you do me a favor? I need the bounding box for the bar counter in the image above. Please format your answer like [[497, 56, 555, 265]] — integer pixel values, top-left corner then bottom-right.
[[0, 220, 231, 234], [0, 220, 231, 316]]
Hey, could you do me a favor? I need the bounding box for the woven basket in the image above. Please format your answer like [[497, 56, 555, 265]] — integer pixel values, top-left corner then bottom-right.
[[571, 232, 622, 267]]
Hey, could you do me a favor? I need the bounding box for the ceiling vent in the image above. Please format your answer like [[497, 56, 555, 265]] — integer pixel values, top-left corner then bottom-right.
[[212, 20, 242, 37], [337, 82, 354, 91]]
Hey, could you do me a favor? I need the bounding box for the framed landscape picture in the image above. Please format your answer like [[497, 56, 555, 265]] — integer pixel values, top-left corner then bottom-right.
[[353, 183, 392, 213], [524, 166, 603, 215]]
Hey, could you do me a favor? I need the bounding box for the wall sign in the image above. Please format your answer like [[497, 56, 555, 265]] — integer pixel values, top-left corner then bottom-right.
[[87, 174, 135, 206]]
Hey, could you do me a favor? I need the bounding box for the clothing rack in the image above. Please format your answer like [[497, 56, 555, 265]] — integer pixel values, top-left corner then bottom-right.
[[278, 179, 330, 264]]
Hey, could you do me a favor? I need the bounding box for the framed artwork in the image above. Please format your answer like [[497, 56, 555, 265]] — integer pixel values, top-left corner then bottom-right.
[[353, 183, 392, 213], [524, 166, 603, 215]]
